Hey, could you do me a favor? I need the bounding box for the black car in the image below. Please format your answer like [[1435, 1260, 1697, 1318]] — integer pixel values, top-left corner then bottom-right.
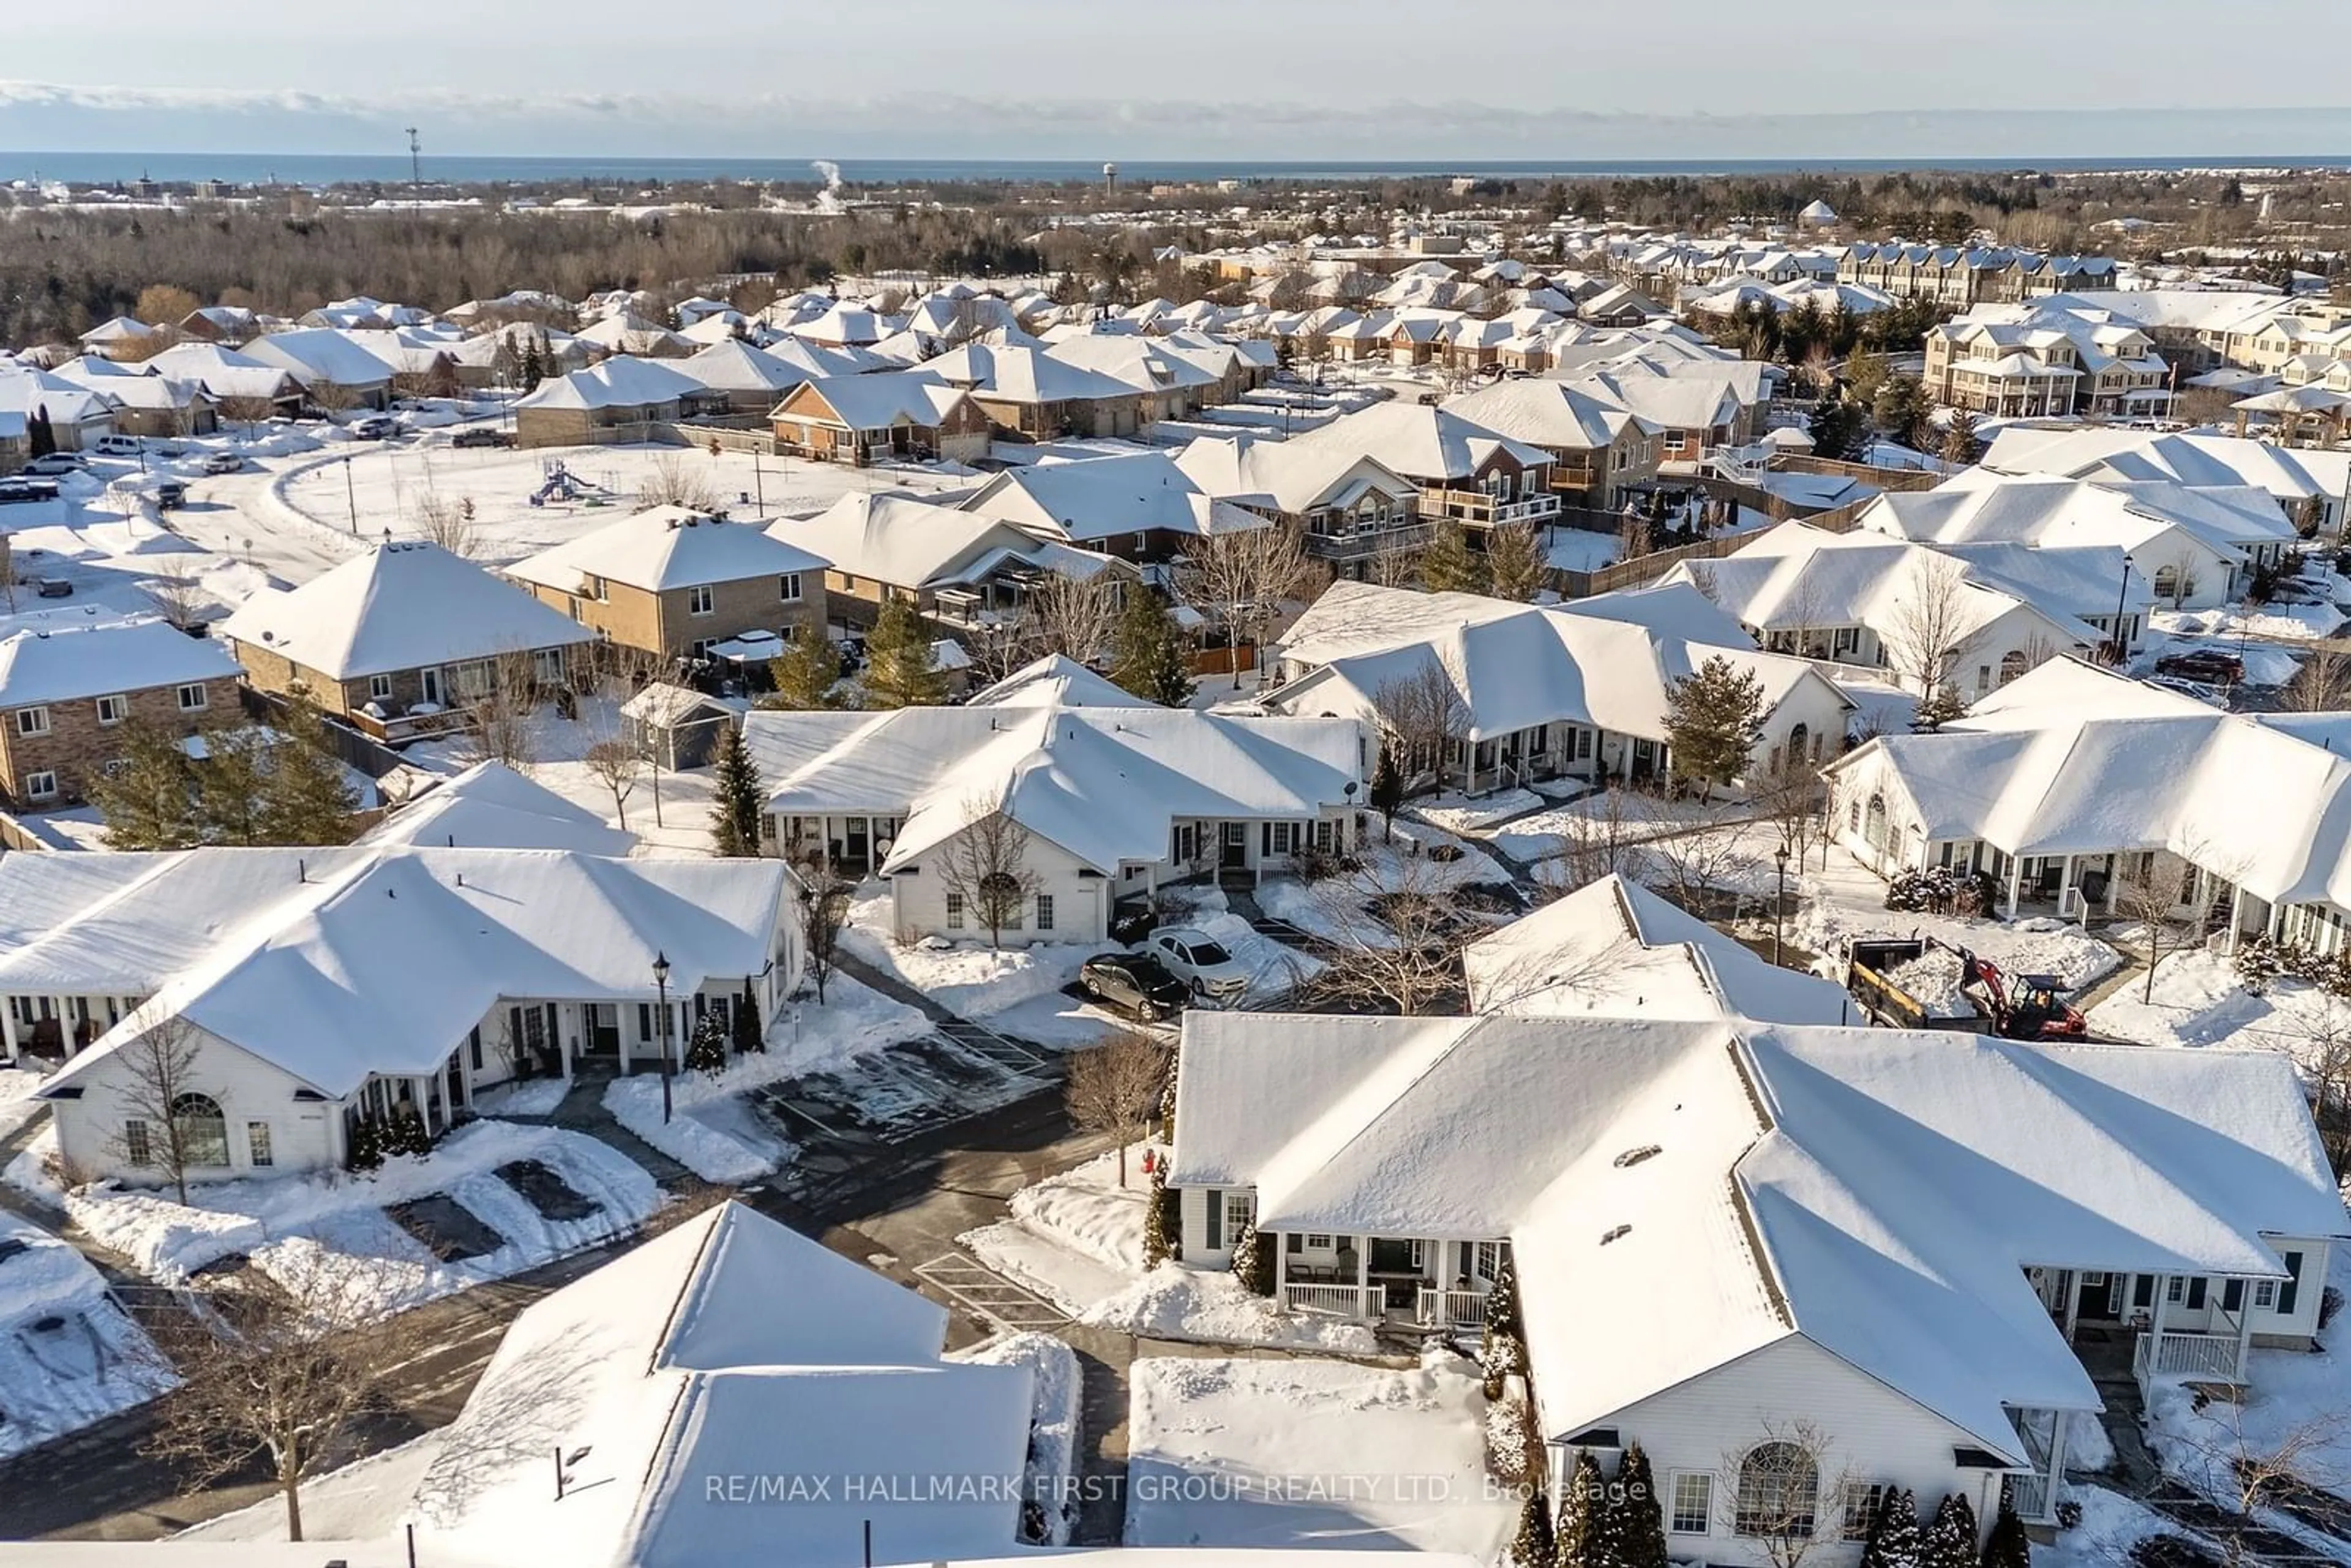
[[451, 427, 514, 449], [1078, 952, 1189, 1023], [0, 478, 60, 504], [2155, 650, 2244, 685]]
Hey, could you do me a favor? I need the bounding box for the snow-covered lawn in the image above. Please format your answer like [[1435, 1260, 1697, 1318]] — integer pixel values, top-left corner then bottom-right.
[[603, 974, 931, 1184], [1488, 789, 1752, 863], [0, 1210, 174, 1460], [1255, 827, 1515, 950], [1547, 529, 1623, 574], [2041, 1485, 2201, 1568], [173, 1430, 443, 1543], [2088, 950, 2348, 1070], [841, 886, 1117, 1021], [953, 1331, 1083, 1547], [1085, 1266, 1382, 1354], [2154, 601, 2346, 647], [1403, 789, 1545, 836], [528, 754, 720, 858], [22, 1120, 659, 1316], [0, 1067, 50, 1142], [470, 1078, 570, 1118], [1124, 1350, 1514, 1557]]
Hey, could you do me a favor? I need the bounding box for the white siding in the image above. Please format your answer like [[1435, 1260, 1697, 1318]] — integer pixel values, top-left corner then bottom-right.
[[51, 1024, 343, 1182], [890, 831, 1109, 945]]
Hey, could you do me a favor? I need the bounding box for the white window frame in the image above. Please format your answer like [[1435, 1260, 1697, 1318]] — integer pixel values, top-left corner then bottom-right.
[[945, 891, 966, 931], [94, 694, 129, 726], [369, 673, 395, 702], [2255, 1279, 2278, 1310], [779, 572, 803, 603], [1304, 1232, 1334, 1251], [176, 683, 208, 712], [1670, 1471, 1714, 1536], [247, 1120, 274, 1168], [1035, 893, 1055, 931], [1223, 1191, 1255, 1236], [533, 647, 564, 685], [2166, 1275, 2185, 1305], [1842, 1482, 1889, 1542], [123, 1118, 153, 1166], [688, 583, 716, 617], [15, 705, 50, 737], [24, 770, 58, 800]]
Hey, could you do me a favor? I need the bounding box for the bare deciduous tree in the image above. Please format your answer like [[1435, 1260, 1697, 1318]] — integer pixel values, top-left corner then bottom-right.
[[1181, 520, 1323, 687], [413, 492, 478, 558], [1546, 785, 1639, 896], [2284, 645, 2351, 712], [215, 394, 280, 437], [457, 648, 544, 772], [141, 556, 208, 631], [936, 798, 1041, 951], [637, 454, 723, 514], [800, 865, 853, 1005], [1717, 1421, 1851, 1568], [1306, 850, 1474, 1017], [1022, 571, 1123, 667], [1648, 822, 1764, 918], [2113, 849, 2197, 1003], [105, 1016, 212, 1205], [1065, 1030, 1172, 1187], [1752, 751, 1826, 879], [145, 1253, 434, 1542], [1881, 553, 1981, 696], [1371, 656, 1471, 795], [583, 737, 642, 830]]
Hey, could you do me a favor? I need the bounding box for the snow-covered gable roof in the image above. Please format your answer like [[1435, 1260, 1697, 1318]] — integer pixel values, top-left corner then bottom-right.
[[515, 354, 703, 412], [1982, 427, 2328, 508], [31, 847, 792, 1099], [921, 343, 1142, 407], [1441, 378, 1654, 451], [219, 541, 597, 680], [960, 450, 1240, 543], [139, 342, 301, 403], [1284, 401, 1554, 484], [241, 328, 397, 388], [966, 653, 1142, 710], [743, 703, 1362, 874], [504, 508, 827, 595], [1862, 471, 2292, 561], [0, 618, 241, 708], [1044, 332, 1223, 395], [360, 761, 636, 855], [770, 492, 1118, 592], [675, 337, 826, 395], [778, 369, 968, 432], [1173, 433, 1419, 517], [411, 1201, 1030, 1568]]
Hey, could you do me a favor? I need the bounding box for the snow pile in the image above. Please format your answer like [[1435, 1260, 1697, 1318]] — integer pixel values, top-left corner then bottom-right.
[[1081, 1262, 1380, 1353], [53, 1121, 659, 1311], [0, 1067, 48, 1141], [1405, 789, 1545, 835], [953, 1331, 1082, 1546], [0, 1211, 174, 1460], [1007, 1144, 1153, 1274], [471, 1078, 569, 1117], [1190, 909, 1325, 999], [1797, 887, 2121, 992], [2153, 601, 2345, 646], [2039, 1485, 2199, 1568], [2088, 950, 2350, 1074], [604, 975, 931, 1183], [1125, 1349, 1514, 1558], [841, 887, 1114, 1019], [1883, 947, 1972, 1018]]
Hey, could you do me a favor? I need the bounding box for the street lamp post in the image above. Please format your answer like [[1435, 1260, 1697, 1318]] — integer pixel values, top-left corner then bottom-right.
[[343, 456, 359, 535], [653, 951, 674, 1125], [1773, 844, 1791, 966]]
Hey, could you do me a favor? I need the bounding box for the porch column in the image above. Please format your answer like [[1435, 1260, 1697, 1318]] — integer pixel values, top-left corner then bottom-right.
[[2063, 1270, 2084, 1343], [2059, 854, 2077, 916], [2004, 857, 2024, 919], [1, 999, 17, 1060], [2150, 1275, 2170, 1343], [2234, 1280, 2256, 1376], [2045, 1411, 2069, 1499], [561, 1008, 576, 1081], [1275, 1235, 1289, 1305], [2227, 883, 2248, 955], [1355, 1235, 1370, 1319]]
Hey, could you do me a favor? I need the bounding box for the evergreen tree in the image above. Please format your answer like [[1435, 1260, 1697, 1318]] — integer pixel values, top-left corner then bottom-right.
[[1615, 1443, 1670, 1568], [1979, 1497, 2030, 1568], [1485, 520, 1548, 601], [91, 720, 203, 849], [1370, 743, 1405, 842], [1586, 1456, 1627, 1568], [1480, 1254, 1528, 1397], [255, 697, 361, 845], [862, 596, 947, 708], [732, 980, 763, 1055], [195, 721, 273, 845], [709, 723, 767, 857], [383, 1105, 432, 1159], [1420, 517, 1488, 595], [519, 342, 544, 392], [28, 407, 54, 459], [1845, 345, 1891, 406], [1228, 1217, 1275, 1296], [1870, 375, 1933, 453], [1142, 1163, 1173, 1267], [347, 1115, 384, 1172], [1556, 1450, 1605, 1568], [1922, 1493, 1978, 1568], [1911, 684, 1970, 733], [1662, 655, 1766, 798], [766, 628, 842, 710], [1939, 408, 1982, 468], [684, 1010, 729, 1076], [1108, 587, 1196, 706], [1809, 395, 1868, 462], [1509, 1487, 1558, 1568], [1862, 1488, 1922, 1568]]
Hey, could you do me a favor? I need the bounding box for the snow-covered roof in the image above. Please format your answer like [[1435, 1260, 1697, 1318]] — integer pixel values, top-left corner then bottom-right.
[[0, 618, 241, 708], [777, 369, 970, 432], [1172, 1008, 2345, 1461], [673, 337, 835, 396], [1441, 378, 1655, 451], [966, 653, 1141, 710], [743, 702, 1362, 874], [24, 846, 792, 1099], [1283, 401, 1554, 484], [360, 761, 636, 856], [960, 450, 1257, 544], [241, 328, 397, 389], [921, 343, 1144, 407], [411, 1201, 1030, 1568], [770, 492, 1120, 593], [515, 355, 703, 412], [1466, 874, 1849, 1024], [1982, 427, 2329, 508], [1860, 471, 2293, 561], [1172, 433, 1419, 517], [219, 541, 598, 680], [504, 508, 827, 595]]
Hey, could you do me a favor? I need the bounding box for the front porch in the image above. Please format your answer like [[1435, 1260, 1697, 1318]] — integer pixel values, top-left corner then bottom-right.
[[2027, 1265, 2256, 1403], [1275, 1233, 1502, 1333]]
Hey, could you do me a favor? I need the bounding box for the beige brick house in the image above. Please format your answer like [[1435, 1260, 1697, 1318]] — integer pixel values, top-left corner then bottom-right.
[[0, 620, 245, 808], [219, 541, 599, 746], [770, 371, 992, 466], [504, 506, 831, 660]]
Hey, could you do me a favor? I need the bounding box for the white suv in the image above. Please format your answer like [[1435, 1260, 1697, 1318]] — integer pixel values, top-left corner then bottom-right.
[[1146, 927, 1251, 1002]]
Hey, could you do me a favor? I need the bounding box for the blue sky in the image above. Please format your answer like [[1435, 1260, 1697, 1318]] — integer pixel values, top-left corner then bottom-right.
[[2, 1, 2347, 159]]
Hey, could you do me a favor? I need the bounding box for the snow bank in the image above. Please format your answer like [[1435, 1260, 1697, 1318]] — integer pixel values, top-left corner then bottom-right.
[[842, 887, 1115, 1019], [0, 1067, 48, 1141], [1796, 887, 2121, 992], [1007, 1144, 1154, 1274], [471, 1078, 569, 1117], [953, 1331, 1081, 1546], [2088, 950, 2350, 1076], [1406, 789, 1545, 835], [0, 1212, 173, 1460], [2040, 1485, 2190, 1568], [1081, 1262, 1380, 1353]]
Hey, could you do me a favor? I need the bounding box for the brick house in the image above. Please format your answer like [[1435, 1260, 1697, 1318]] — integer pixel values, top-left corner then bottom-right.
[[0, 620, 246, 808], [917, 344, 1151, 441], [219, 541, 599, 746], [504, 506, 831, 661], [769, 371, 992, 466]]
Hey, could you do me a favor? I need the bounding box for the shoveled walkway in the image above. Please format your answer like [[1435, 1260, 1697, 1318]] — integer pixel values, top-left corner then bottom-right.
[[528, 1071, 694, 1188]]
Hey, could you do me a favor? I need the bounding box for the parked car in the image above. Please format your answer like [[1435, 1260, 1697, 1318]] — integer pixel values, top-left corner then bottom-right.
[[2147, 675, 2227, 708], [23, 453, 84, 476], [1146, 926, 1252, 1002], [92, 434, 142, 457], [2154, 650, 2244, 684], [351, 416, 399, 440], [0, 478, 60, 504], [450, 426, 513, 449], [1078, 952, 1190, 1023], [197, 452, 245, 475], [32, 576, 72, 598], [154, 480, 187, 510]]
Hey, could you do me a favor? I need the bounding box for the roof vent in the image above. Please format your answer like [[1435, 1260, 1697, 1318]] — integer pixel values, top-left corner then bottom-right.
[[1599, 1224, 1632, 1247], [1613, 1144, 1662, 1169]]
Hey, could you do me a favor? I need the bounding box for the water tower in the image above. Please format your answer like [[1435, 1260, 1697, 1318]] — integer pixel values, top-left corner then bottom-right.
[[1103, 162, 1119, 195]]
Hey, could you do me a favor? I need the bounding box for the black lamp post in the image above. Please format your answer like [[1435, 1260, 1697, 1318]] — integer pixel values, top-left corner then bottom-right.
[[653, 950, 673, 1124], [1773, 844, 1791, 966]]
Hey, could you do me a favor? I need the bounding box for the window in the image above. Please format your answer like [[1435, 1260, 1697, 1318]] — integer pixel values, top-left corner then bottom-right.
[[780, 572, 803, 603], [1265, 822, 1295, 855], [1305, 1233, 1333, 1251], [369, 673, 395, 702], [24, 771, 58, 800], [2166, 1275, 2185, 1305], [1843, 1483, 1890, 1542], [2280, 1251, 2304, 1316], [1035, 894, 1055, 931], [1735, 1441, 1818, 1539], [176, 684, 208, 713], [15, 706, 50, 737], [172, 1092, 230, 1168], [247, 1121, 274, 1168], [2255, 1280, 2279, 1310], [1224, 1191, 1256, 1237], [1204, 1188, 1223, 1251], [946, 891, 966, 930], [94, 694, 129, 726], [124, 1119, 153, 1166], [533, 647, 564, 685], [688, 584, 716, 616], [1671, 1472, 1715, 1536], [1475, 1240, 1502, 1282]]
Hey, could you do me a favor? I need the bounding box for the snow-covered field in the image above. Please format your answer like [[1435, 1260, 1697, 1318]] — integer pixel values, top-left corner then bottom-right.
[[1124, 1351, 1514, 1557], [0, 1210, 173, 1460], [18, 1120, 659, 1315], [602, 975, 931, 1183], [2088, 950, 2349, 1070]]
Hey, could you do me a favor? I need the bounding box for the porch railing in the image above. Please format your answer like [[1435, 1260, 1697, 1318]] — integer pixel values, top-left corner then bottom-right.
[[2134, 1328, 2247, 1384], [1283, 1281, 1374, 1318], [2008, 1473, 2053, 1525], [1416, 1287, 1489, 1330]]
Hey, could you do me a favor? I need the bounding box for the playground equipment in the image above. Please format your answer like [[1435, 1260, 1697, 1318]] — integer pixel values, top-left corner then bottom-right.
[[527, 459, 615, 508]]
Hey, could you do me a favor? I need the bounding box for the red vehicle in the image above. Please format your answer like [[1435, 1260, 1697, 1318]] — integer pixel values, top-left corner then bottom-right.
[[1957, 951, 2088, 1040]]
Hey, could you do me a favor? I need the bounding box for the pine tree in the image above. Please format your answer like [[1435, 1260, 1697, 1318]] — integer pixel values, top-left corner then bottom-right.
[[1809, 395, 1868, 462], [1485, 520, 1548, 602], [1142, 1163, 1173, 1267], [1228, 1217, 1275, 1296], [732, 980, 763, 1055], [91, 721, 203, 849], [766, 628, 842, 710], [1480, 1254, 1528, 1397], [1586, 1455, 1627, 1568], [1556, 1450, 1604, 1568], [684, 1011, 729, 1076], [1370, 743, 1404, 842], [1862, 1488, 1922, 1568], [383, 1105, 432, 1159], [1509, 1487, 1558, 1568], [347, 1115, 384, 1172], [1615, 1443, 1669, 1568], [862, 596, 947, 709], [1911, 684, 1970, 733], [194, 721, 272, 845], [1939, 409, 1982, 468], [1979, 1497, 2030, 1568], [1662, 655, 1766, 797], [1922, 1493, 1978, 1568], [28, 406, 54, 459], [1108, 587, 1196, 706], [709, 723, 767, 857], [520, 342, 544, 392], [255, 697, 361, 845], [1420, 517, 1488, 595]]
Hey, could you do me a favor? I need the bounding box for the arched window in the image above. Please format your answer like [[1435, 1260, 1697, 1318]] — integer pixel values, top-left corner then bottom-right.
[[1864, 793, 1890, 854], [1786, 723, 1810, 767], [1735, 1441, 1819, 1539], [1998, 650, 2030, 686], [2152, 565, 2181, 602], [171, 1092, 231, 1168]]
